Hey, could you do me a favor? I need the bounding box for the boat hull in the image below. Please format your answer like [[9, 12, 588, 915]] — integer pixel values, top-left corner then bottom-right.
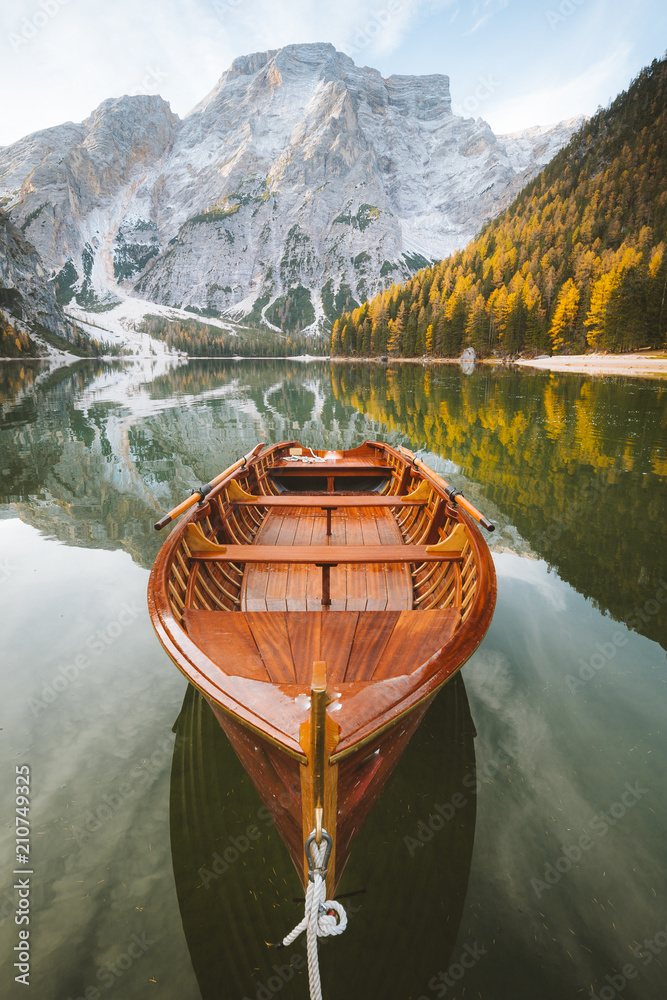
[[207, 687, 437, 892], [170, 676, 478, 1000], [149, 440, 496, 893]]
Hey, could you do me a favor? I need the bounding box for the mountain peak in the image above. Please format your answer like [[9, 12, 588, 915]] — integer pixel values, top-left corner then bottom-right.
[[0, 45, 583, 337], [228, 49, 277, 77]]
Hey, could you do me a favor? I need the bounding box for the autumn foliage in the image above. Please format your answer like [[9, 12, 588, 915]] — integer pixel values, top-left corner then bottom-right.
[[332, 56, 667, 357], [0, 314, 38, 358]]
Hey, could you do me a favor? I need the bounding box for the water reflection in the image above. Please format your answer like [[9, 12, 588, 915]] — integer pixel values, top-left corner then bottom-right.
[[1, 357, 666, 1000], [329, 364, 666, 646], [170, 676, 476, 1000], [461, 551, 666, 1000], [1, 359, 664, 646]]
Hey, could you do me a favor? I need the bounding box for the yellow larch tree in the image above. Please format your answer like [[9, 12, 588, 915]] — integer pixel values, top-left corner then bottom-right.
[[549, 279, 581, 352]]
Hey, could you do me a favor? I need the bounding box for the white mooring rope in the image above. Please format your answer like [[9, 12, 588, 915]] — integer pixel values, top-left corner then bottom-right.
[[283, 448, 327, 464], [277, 840, 347, 1000]]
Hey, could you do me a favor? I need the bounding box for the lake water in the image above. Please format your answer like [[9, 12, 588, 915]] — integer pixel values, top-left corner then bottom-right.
[[0, 358, 665, 1000]]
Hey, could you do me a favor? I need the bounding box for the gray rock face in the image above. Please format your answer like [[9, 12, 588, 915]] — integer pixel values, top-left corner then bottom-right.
[[0, 209, 71, 346], [0, 43, 582, 331]]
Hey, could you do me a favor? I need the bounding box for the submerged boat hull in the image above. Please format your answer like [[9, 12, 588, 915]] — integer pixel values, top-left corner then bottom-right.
[[170, 676, 477, 999]]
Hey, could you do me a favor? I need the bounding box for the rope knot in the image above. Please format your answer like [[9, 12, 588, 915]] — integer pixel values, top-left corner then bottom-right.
[[276, 831, 347, 1000]]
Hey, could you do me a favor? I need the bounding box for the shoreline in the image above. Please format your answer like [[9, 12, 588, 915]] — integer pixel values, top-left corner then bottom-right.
[[514, 352, 667, 378], [3, 351, 666, 378], [329, 352, 667, 378]]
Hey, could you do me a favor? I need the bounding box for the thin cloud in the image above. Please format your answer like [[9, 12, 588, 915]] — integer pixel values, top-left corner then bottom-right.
[[487, 46, 634, 132], [0, 0, 664, 146], [463, 0, 509, 35], [466, 13, 491, 33]]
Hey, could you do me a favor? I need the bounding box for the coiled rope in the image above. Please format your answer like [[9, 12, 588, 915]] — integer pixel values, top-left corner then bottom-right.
[[284, 448, 327, 464], [276, 837, 347, 1000]]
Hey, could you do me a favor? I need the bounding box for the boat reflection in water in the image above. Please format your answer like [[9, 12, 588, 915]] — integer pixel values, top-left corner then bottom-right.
[[170, 674, 477, 999]]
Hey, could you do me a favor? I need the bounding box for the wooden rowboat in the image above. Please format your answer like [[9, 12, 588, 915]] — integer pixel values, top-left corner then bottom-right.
[[148, 440, 496, 898]]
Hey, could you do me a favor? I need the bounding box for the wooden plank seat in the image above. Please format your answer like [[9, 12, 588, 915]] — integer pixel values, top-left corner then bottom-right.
[[186, 514, 466, 611], [226, 479, 431, 507], [271, 462, 393, 473], [182, 608, 462, 684], [190, 545, 464, 564], [229, 494, 428, 507]]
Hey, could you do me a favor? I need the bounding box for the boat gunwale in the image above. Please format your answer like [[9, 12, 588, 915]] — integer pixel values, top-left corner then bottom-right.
[[147, 440, 496, 757]]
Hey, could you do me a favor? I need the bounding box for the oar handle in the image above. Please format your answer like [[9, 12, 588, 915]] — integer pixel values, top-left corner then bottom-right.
[[398, 447, 495, 532], [154, 443, 265, 531]]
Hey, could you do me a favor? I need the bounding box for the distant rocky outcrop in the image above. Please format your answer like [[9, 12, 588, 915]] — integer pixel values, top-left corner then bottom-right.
[[0, 209, 72, 356]]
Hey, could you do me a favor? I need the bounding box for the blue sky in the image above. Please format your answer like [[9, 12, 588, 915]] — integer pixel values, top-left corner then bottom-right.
[[1, 0, 666, 145]]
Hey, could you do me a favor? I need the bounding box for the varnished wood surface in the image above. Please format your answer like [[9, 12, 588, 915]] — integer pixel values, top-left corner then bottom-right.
[[271, 458, 392, 471], [180, 608, 460, 684], [229, 494, 426, 507], [148, 439, 497, 889], [149, 439, 496, 755], [191, 544, 464, 563], [240, 506, 413, 612]]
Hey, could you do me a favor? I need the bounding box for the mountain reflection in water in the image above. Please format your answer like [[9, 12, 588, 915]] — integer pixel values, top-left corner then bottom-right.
[[1, 356, 665, 1000], [1, 358, 664, 646]]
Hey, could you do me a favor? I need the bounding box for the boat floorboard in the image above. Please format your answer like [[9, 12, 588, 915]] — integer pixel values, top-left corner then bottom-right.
[[181, 608, 461, 685], [241, 506, 413, 612]]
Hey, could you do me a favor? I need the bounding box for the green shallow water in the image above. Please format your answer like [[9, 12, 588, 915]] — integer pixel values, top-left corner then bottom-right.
[[0, 358, 665, 1000]]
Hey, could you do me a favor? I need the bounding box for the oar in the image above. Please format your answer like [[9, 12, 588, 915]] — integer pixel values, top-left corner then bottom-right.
[[398, 446, 495, 532], [154, 443, 265, 531]]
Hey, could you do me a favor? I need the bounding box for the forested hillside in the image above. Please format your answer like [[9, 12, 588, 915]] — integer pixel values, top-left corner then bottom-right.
[[331, 56, 667, 358]]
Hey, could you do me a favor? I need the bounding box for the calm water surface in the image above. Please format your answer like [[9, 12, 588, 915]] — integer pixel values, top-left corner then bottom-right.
[[0, 358, 665, 1000]]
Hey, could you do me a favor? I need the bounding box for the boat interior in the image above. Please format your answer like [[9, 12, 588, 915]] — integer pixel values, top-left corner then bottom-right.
[[165, 442, 481, 687]]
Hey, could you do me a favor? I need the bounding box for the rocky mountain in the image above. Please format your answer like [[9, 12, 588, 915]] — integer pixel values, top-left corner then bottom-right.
[[331, 54, 667, 359], [0, 208, 73, 357], [0, 43, 582, 334]]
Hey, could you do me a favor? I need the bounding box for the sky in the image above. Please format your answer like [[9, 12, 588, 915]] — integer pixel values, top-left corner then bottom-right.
[[0, 0, 666, 146]]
